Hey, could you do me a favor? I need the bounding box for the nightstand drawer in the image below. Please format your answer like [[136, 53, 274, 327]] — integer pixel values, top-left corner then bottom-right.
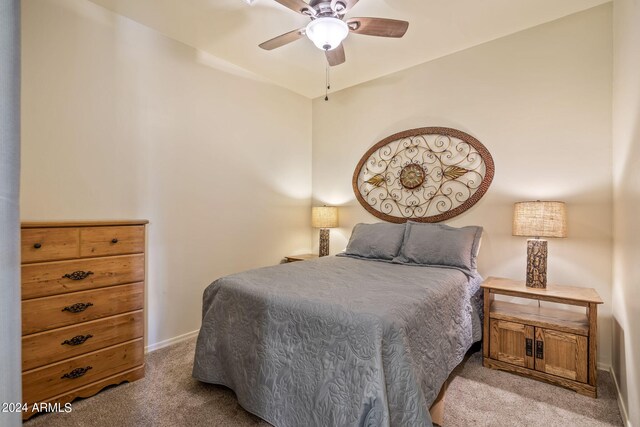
[[22, 282, 144, 335], [80, 226, 145, 257], [21, 254, 145, 300], [22, 339, 144, 406], [21, 228, 80, 264], [22, 311, 144, 371]]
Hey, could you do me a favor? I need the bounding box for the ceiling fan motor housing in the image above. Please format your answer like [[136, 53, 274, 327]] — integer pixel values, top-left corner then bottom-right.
[[309, 0, 346, 16]]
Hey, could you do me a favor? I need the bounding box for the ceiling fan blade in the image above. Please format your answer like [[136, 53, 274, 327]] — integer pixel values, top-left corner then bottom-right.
[[259, 27, 306, 50], [325, 43, 346, 66], [347, 17, 409, 38], [331, 0, 359, 15], [273, 0, 315, 16]]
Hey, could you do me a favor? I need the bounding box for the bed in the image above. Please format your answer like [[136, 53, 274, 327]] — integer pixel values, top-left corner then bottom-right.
[[193, 222, 483, 427]]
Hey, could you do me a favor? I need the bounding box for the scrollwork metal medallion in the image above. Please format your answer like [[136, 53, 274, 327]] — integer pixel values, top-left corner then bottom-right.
[[352, 127, 495, 223]]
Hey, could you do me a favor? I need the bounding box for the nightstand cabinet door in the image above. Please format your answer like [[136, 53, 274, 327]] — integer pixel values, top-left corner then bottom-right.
[[489, 320, 535, 369], [535, 328, 588, 383]]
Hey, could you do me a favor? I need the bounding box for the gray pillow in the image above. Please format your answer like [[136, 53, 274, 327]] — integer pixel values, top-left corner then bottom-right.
[[393, 222, 483, 274], [343, 223, 406, 260]]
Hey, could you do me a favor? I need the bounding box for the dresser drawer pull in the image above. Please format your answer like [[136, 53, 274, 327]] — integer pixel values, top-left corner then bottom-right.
[[61, 302, 94, 313], [111, 238, 119, 244], [33, 243, 42, 249], [61, 334, 94, 346], [62, 270, 94, 281], [61, 366, 92, 380]]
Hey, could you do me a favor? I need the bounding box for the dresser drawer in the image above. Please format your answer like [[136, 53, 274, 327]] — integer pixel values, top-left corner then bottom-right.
[[22, 254, 145, 300], [22, 228, 80, 264], [22, 339, 144, 405], [80, 226, 144, 257], [22, 283, 144, 335], [23, 311, 144, 371]]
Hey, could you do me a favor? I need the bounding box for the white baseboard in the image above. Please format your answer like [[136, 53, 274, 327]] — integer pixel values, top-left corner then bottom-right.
[[607, 365, 632, 427], [145, 329, 199, 353], [581, 362, 631, 427]]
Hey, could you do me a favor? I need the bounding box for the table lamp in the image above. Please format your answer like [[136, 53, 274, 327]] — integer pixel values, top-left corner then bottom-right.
[[512, 201, 567, 288], [312, 206, 338, 257]]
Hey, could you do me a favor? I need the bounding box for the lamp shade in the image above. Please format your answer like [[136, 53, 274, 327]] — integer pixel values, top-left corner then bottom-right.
[[312, 206, 338, 228], [512, 201, 567, 238]]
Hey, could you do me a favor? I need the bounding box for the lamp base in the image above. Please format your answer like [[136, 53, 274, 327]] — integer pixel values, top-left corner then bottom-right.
[[526, 239, 547, 288], [319, 228, 330, 257]]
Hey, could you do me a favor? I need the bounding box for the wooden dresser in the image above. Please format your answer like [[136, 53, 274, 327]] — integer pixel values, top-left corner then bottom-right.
[[20, 220, 148, 420]]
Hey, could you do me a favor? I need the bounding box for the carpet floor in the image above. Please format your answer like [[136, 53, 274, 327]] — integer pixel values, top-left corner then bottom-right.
[[25, 338, 623, 427]]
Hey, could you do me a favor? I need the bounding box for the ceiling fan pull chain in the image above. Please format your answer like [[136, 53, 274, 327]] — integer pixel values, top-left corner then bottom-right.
[[325, 64, 330, 101]]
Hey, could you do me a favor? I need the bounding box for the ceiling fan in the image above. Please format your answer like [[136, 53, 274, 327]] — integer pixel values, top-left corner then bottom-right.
[[259, 0, 409, 66]]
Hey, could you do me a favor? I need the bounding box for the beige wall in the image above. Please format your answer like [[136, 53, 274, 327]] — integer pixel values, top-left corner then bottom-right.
[[21, 0, 312, 348], [312, 5, 613, 365], [612, 0, 640, 424]]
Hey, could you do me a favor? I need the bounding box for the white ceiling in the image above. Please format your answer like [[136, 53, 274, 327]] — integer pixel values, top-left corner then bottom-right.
[[87, 0, 610, 98]]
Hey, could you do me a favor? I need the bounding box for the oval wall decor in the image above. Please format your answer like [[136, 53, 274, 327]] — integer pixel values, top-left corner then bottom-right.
[[352, 127, 495, 223]]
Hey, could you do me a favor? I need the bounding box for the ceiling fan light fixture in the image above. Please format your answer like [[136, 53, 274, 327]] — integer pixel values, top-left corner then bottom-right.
[[306, 17, 349, 51]]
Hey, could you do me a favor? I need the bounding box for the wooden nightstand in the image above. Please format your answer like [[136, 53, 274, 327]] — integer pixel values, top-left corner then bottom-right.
[[284, 253, 319, 262], [481, 277, 603, 397]]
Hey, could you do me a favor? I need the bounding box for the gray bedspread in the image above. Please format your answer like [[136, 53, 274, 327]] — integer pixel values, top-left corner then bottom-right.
[[193, 256, 482, 427]]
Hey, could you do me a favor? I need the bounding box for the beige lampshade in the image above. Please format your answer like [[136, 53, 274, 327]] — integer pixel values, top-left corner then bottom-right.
[[312, 206, 338, 228], [513, 201, 567, 238]]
